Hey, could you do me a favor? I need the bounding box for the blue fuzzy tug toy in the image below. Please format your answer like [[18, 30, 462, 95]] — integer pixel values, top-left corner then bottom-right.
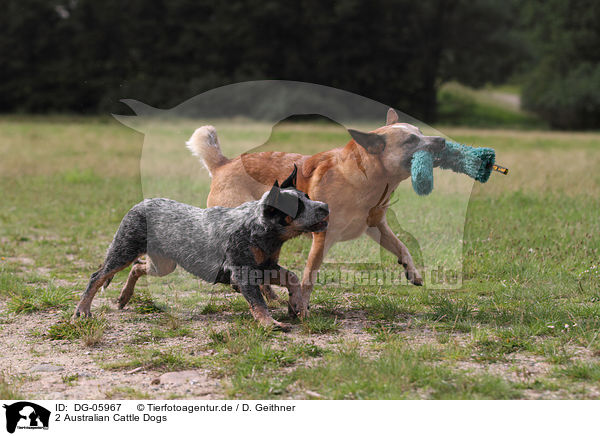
[[411, 141, 507, 196]]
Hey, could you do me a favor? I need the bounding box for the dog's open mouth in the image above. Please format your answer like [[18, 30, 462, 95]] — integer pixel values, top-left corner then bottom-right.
[[307, 216, 329, 232]]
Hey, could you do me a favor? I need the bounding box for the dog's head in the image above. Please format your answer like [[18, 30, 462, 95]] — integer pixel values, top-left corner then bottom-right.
[[260, 165, 329, 236], [348, 108, 446, 179]]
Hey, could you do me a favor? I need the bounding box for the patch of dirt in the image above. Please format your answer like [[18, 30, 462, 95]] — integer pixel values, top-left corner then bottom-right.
[[2, 289, 599, 400], [0, 286, 390, 399], [4, 257, 35, 266], [0, 298, 222, 400]]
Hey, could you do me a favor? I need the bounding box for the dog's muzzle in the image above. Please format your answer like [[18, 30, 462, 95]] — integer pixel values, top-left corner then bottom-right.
[[307, 207, 329, 232]]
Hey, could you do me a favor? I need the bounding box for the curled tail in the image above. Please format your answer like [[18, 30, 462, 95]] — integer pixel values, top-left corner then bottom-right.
[[186, 126, 229, 176]]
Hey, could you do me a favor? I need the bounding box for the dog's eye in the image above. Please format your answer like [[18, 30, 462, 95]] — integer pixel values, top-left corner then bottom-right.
[[405, 134, 420, 145]]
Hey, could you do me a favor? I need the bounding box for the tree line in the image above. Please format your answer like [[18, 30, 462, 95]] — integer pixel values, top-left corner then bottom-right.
[[0, 0, 598, 129]]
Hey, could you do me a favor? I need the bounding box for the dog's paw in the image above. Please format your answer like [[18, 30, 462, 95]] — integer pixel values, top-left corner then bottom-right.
[[288, 302, 310, 319], [72, 307, 91, 320], [272, 320, 293, 332], [261, 285, 281, 304], [287, 293, 304, 318], [297, 307, 310, 320], [399, 259, 423, 286], [255, 316, 292, 332], [405, 270, 423, 286], [287, 302, 299, 318]]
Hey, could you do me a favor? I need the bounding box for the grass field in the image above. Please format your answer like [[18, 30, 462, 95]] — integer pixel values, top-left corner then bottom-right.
[[0, 115, 599, 399]]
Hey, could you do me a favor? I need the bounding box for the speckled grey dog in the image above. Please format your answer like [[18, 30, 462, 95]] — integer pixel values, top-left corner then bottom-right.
[[73, 166, 329, 330]]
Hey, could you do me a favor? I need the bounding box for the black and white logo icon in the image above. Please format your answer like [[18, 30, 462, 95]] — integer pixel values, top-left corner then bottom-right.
[[3, 402, 50, 433]]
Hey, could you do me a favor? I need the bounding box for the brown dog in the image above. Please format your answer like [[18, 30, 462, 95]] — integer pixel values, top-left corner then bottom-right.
[[186, 109, 446, 318]]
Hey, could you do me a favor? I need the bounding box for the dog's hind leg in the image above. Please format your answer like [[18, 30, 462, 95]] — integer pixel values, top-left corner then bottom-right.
[[260, 285, 280, 303], [366, 219, 423, 286], [74, 206, 148, 318], [74, 259, 134, 318], [74, 269, 110, 318], [231, 284, 277, 304], [118, 254, 176, 309], [117, 260, 147, 309]]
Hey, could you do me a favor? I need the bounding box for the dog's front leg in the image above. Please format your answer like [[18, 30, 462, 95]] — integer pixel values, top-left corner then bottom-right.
[[232, 270, 291, 331], [260, 285, 280, 303], [266, 267, 302, 318], [299, 231, 329, 318], [366, 219, 423, 286]]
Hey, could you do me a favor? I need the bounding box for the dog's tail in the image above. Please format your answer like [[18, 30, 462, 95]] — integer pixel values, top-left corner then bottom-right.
[[186, 126, 229, 177]]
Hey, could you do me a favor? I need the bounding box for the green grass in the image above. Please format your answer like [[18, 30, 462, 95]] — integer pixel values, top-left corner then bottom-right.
[[0, 272, 75, 314], [200, 300, 228, 314], [1, 116, 600, 399], [133, 326, 193, 343], [130, 290, 167, 314], [357, 294, 414, 321], [47, 316, 107, 346], [237, 342, 520, 399], [61, 373, 79, 386], [558, 362, 600, 381], [0, 373, 21, 400], [102, 346, 206, 371], [437, 82, 546, 128], [300, 313, 340, 334], [204, 322, 326, 397]]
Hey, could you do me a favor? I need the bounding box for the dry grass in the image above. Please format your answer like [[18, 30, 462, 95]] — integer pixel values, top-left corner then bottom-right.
[[0, 116, 599, 399]]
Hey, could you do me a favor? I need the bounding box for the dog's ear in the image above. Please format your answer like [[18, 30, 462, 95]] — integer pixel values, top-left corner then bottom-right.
[[280, 164, 298, 189], [386, 108, 399, 125], [348, 129, 386, 154], [265, 181, 279, 207], [263, 183, 299, 219]]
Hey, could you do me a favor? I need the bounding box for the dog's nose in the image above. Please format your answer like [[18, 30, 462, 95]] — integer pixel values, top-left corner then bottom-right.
[[433, 136, 446, 151], [429, 136, 446, 152], [318, 204, 329, 216]]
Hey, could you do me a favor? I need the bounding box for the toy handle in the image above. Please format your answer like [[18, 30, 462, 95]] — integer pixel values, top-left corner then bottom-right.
[[492, 164, 509, 175]]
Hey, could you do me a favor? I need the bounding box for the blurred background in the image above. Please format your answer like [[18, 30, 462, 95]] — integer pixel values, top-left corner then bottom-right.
[[1, 0, 599, 129]]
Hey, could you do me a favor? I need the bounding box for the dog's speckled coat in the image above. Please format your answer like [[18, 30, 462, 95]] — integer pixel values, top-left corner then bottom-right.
[[73, 167, 329, 329]]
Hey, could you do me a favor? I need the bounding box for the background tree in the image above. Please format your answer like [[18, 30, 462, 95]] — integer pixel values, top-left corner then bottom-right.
[[520, 0, 600, 129], [1, 0, 597, 128]]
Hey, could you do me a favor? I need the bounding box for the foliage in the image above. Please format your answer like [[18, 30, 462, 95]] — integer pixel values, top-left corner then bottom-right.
[[0, 0, 524, 122], [520, 0, 600, 129]]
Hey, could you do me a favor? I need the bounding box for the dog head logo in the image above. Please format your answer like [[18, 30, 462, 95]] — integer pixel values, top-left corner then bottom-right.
[[114, 80, 480, 289], [3, 402, 50, 433]]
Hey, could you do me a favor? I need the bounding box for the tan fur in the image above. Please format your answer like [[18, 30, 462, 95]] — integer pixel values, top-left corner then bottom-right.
[[118, 261, 148, 309], [188, 110, 441, 316], [74, 263, 132, 316], [250, 246, 267, 264], [250, 305, 291, 330], [186, 126, 229, 176], [248, 247, 283, 303]]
